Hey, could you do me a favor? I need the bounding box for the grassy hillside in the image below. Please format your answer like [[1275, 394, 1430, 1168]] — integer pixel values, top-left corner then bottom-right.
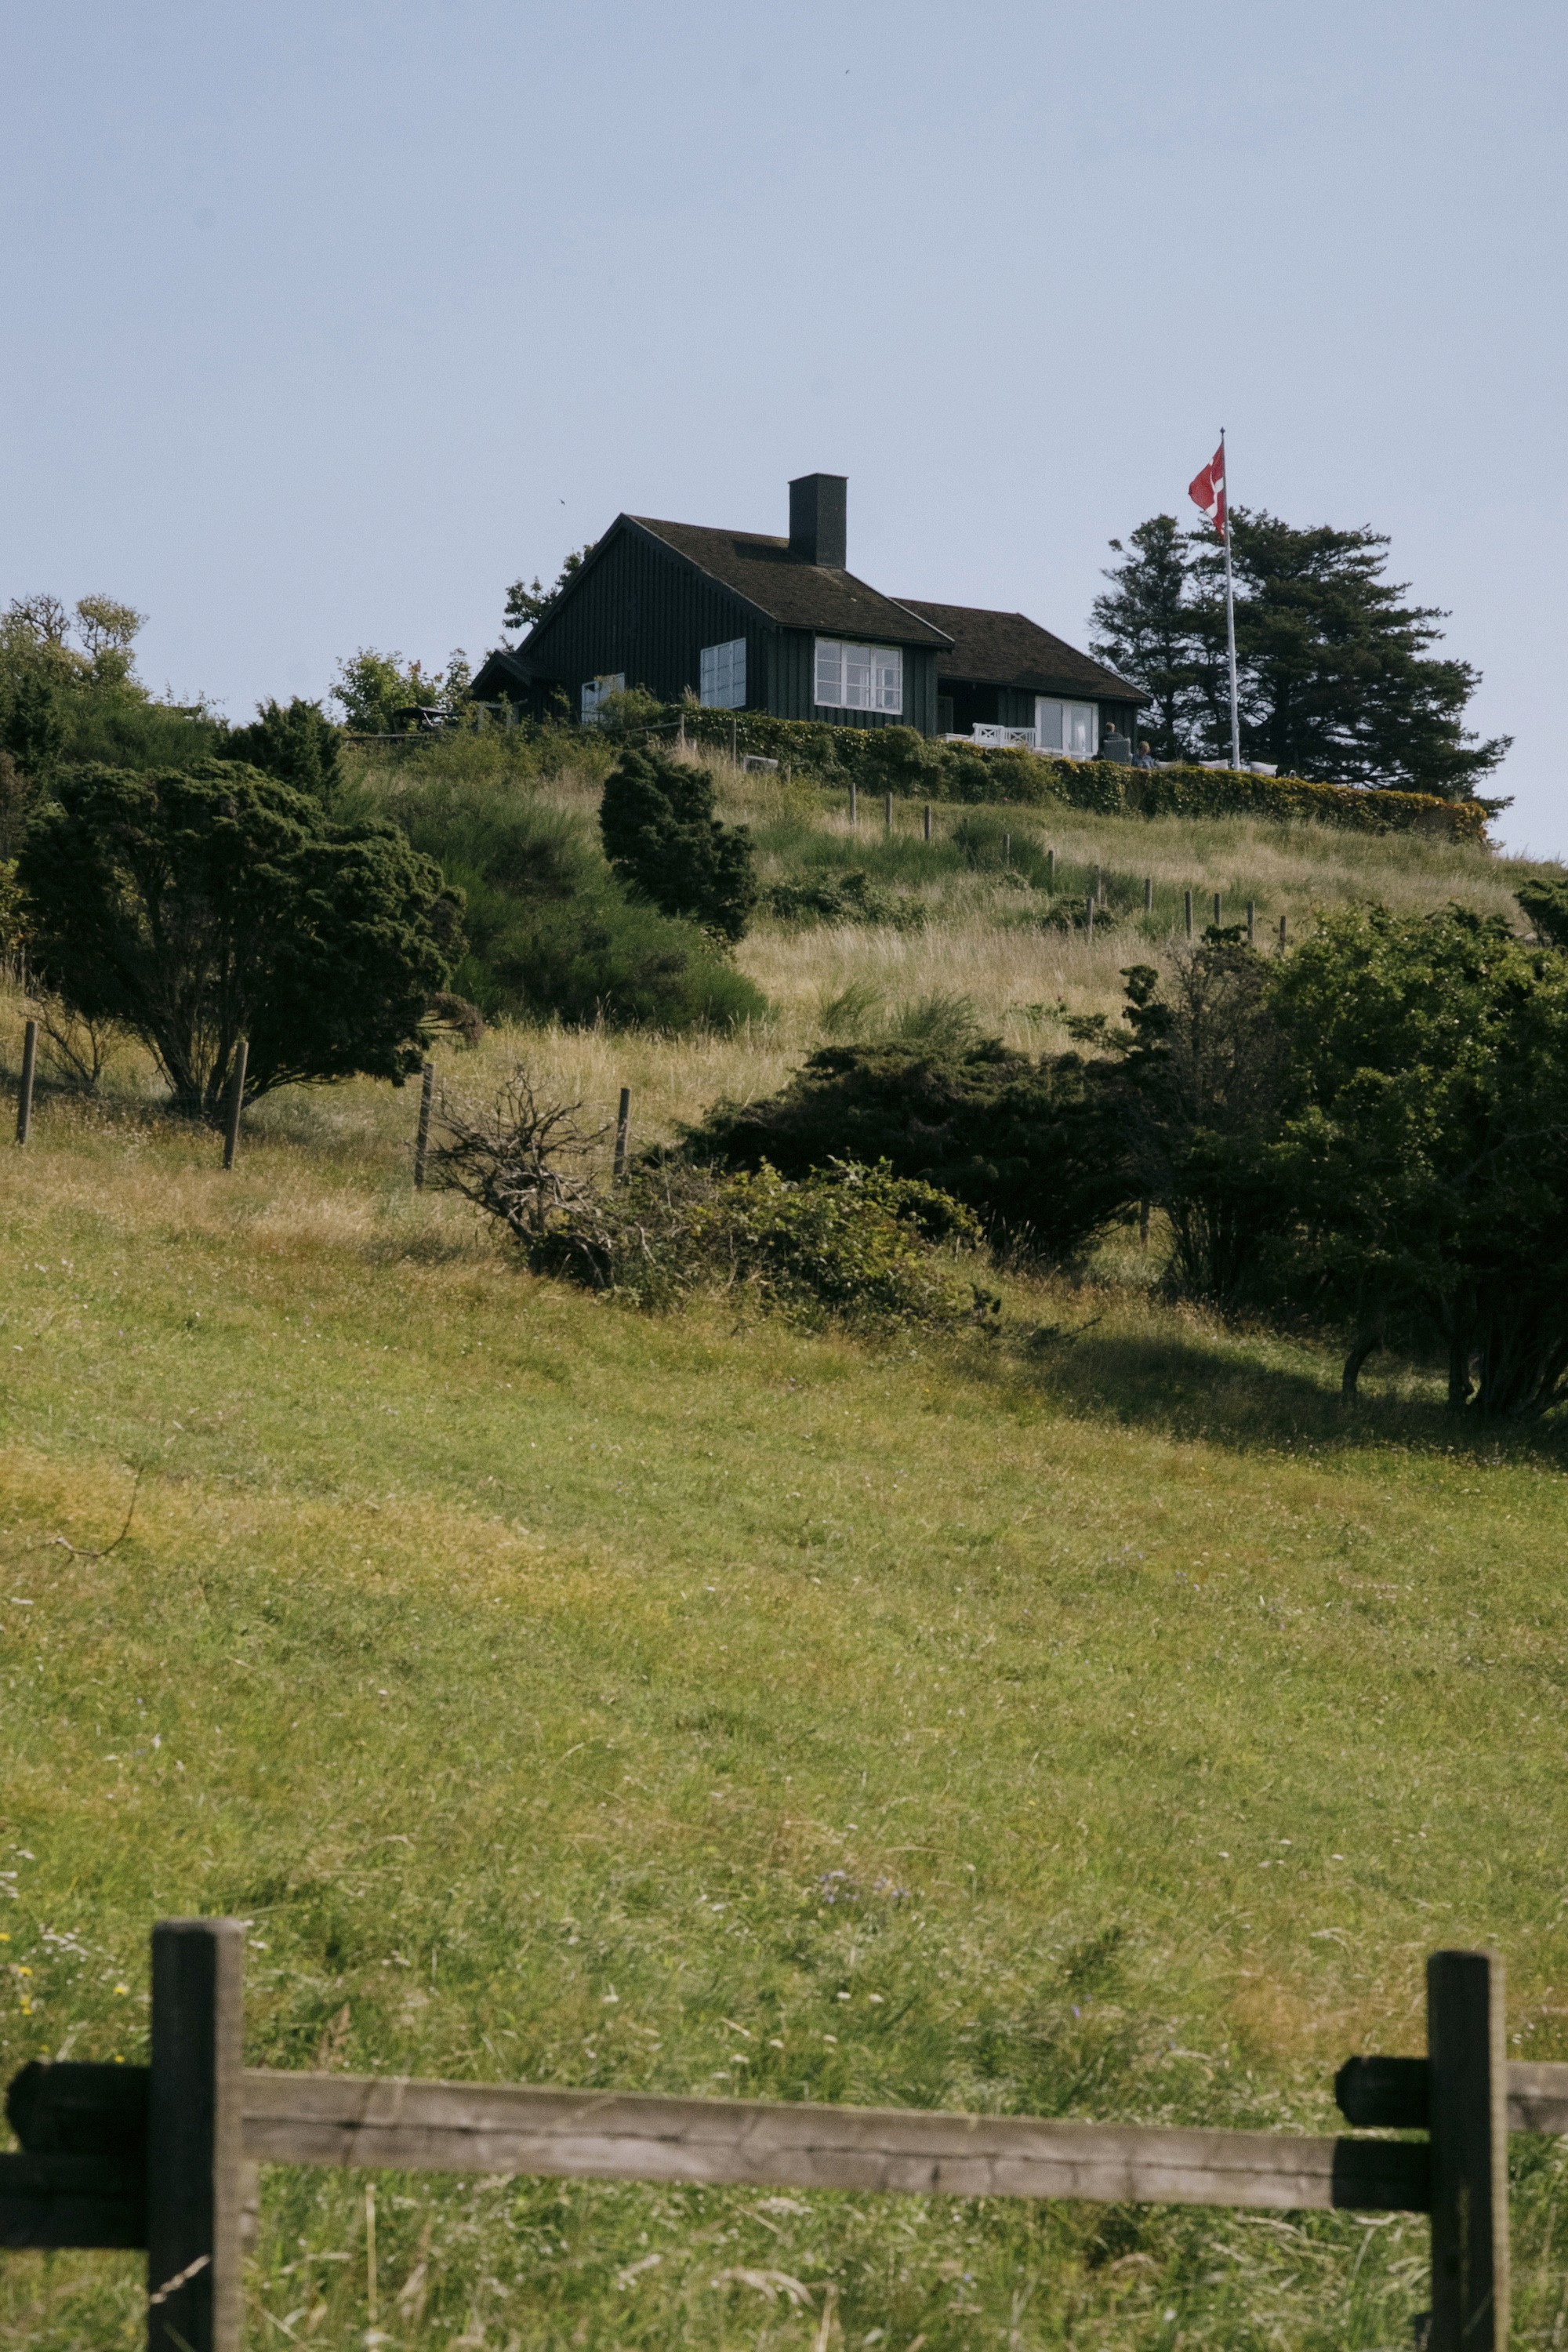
[[2, 761, 1566, 2351]]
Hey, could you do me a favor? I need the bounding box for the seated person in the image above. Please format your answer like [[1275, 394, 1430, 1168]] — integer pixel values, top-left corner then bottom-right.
[[1100, 725, 1133, 764], [1133, 739, 1157, 768]]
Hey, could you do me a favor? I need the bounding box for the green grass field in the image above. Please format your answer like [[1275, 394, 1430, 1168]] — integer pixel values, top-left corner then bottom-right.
[[3, 774, 1567, 2351]]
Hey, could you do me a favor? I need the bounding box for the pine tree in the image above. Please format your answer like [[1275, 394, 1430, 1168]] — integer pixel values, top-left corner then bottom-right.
[[599, 749, 757, 944], [1090, 516, 1197, 760]]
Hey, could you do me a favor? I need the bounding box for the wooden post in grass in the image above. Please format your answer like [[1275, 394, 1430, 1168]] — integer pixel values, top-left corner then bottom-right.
[[884, 791, 893, 833], [1085, 891, 1094, 941], [613, 1087, 631, 1179], [221, 1041, 248, 1172], [412, 1061, 434, 1190], [1184, 891, 1193, 941], [1002, 831, 1010, 866], [923, 803, 931, 841], [1213, 891, 1222, 927], [1144, 877, 1153, 915], [848, 779, 858, 826], [1247, 901, 1256, 946], [15, 1018, 36, 1145], [1046, 848, 1055, 892], [1279, 914, 1288, 949], [1426, 1949, 1508, 2352], [147, 1918, 245, 2352]]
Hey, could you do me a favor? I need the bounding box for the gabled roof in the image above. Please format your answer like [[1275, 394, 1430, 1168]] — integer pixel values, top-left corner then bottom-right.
[[896, 599, 1139, 700], [629, 517, 953, 648]]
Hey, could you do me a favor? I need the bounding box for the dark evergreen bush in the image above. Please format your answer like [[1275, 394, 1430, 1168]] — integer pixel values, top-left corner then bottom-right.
[[599, 748, 757, 941], [218, 697, 345, 804]]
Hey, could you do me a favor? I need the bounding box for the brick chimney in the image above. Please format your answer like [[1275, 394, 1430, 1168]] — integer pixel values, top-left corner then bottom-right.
[[788, 474, 847, 568]]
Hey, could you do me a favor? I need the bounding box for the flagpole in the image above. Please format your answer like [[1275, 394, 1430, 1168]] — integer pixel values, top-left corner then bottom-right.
[[1221, 426, 1241, 771]]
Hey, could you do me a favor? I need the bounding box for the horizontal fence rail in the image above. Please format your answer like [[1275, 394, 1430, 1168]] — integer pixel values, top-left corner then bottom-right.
[[0, 1923, 1548, 2352], [238, 2069, 1432, 2212]]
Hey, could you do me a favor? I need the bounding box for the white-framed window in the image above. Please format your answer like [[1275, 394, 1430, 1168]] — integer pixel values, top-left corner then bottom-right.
[[1035, 697, 1098, 758], [699, 638, 746, 710], [581, 673, 625, 722], [815, 638, 902, 714]]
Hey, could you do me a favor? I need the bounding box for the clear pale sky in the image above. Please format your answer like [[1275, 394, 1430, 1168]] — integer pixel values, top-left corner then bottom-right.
[[2, 2, 1562, 851]]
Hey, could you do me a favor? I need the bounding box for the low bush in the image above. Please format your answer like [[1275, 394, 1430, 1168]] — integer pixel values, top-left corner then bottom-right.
[[684, 1038, 1127, 1260], [386, 776, 765, 1033], [762, 867, 927, 928], [430, 1068, 986, 1323]]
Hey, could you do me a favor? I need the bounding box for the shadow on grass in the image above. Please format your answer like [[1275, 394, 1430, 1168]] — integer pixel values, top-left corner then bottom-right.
[[985, 1312, 1568, 1469]]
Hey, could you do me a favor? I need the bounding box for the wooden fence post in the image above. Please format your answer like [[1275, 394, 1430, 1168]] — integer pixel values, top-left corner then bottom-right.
[[923, 803, 931, 841], [221, 1042, 249, 1172], [1002, 831, 1010, 867], [1426, 1948, 1508, 2352], [1046, 848, 1055, 892], [413, 1062, 434, 1190], [1213, 891, 1222, 927], [1247, 901, 1256, 946], [1279, 914, 1288, 949], [1184, 891, 1193, 941], [884, 791, 893, 833], [848, 779, 857, 827], [147, 1919, 245, 2352], [613, 1088, 630, 1180], [16, 1018, 37, 1145], [1144, 877, 1153, 915], [1084, 892, 1094, 941]]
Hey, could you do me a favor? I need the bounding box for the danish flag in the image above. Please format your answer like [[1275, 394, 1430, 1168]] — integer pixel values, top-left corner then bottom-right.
[[1189, 441, 1227, 539]]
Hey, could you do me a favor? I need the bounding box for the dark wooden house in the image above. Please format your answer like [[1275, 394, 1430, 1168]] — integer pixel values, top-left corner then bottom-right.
[[472, 475, 1139, 749]]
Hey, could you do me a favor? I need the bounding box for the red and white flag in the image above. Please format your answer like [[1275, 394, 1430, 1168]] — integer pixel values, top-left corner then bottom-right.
[[1189, 441, 1227, 539]]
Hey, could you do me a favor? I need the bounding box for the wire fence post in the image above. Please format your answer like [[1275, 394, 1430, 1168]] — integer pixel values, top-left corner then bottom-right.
[[221, 1041, 249, 1172], [147, 1918, 245, 2352], [413, 1061, 434, 1190], [1426, 1949, 1508, 2352], [1247, 901, 1256, 947], [1046, 848, 1055, 892], [1184, 891, 1193, 942], [1213, 891, 1222, 927], [15, 1018, 37, 1145], [884, 791, 893, 833], [848, 779, 858, 827], [1279, 914, 1288, 949], [613, 1087, 631, 1180], [1144, 877, 1153, 916], [923, 803, 931, 842]]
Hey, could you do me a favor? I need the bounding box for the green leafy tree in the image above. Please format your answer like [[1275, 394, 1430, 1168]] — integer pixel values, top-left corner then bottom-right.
[[18, 761, 459, 1120], [218, 697, 344, 803], [599, 748, 757, 942], [331, 648, 472, 732], [503, 543, 595, 637], [1091, 516, 1196, 760], [1268, 905, 1568, 1413]]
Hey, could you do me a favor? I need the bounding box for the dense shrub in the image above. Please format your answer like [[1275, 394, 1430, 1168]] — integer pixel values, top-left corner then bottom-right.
[[387, 777, 765, 1032], [599, 747, 757, 941], [430, 1068, 985, 1323], [684, 1039, 1128, 1260], [217, 698, 345, 804], [18, 761, 456, 1118]]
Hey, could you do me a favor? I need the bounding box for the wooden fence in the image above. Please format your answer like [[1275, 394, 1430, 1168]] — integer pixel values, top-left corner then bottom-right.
[[0, 1922, 1554, 2352]]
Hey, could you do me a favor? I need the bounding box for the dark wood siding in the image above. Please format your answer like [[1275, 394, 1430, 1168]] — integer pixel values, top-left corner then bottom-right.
[[768, 632, 940, 736], [517, 524, 768, 712]]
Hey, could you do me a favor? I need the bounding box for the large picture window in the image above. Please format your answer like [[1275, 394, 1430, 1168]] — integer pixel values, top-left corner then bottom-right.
[[581, 673, 625, 722], [1035, 697, 1098, 758], [699, 638, 746, 710], [815, 638, 902, 714]]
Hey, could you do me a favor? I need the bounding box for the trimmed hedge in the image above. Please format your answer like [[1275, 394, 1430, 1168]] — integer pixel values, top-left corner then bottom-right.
[[659, 706, 1489, 841]]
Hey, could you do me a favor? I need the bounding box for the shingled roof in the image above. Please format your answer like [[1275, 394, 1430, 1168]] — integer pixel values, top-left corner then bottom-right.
[[896, 599, 1138, 699], [628, 517, 953, 648]]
